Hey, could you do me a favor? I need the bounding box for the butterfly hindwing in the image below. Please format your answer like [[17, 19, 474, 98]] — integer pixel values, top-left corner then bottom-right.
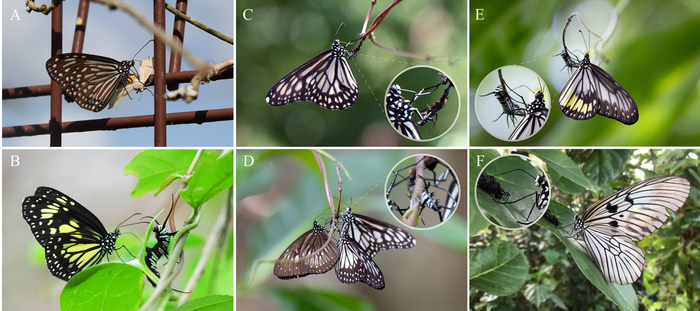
[[335, 230, 384, 289]]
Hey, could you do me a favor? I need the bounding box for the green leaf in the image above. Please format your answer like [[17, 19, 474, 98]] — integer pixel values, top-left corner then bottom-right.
[[173, 295, 233, 311], [579, 150, 631, 187], [60, 263, 143, 311], [181, 150, 234, 207], [268, 287, 375, 311], [469, 239, 529, 296], [529, 149, 598, 191], [156, 173, 184, 196], [523, 284, 552, 308], [123, 150, 201, 197]]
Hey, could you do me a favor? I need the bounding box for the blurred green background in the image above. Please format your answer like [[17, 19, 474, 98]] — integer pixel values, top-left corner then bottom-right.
[[470, 0, 700, 146], [236, 150, 467, 311], [236, 0, 467, 146]]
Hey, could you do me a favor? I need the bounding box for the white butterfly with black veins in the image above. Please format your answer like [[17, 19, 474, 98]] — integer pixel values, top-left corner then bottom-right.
[[341, 207, 416, 258], [273, 220, 340, 279], [335, 228, 384, 289], [572, 176, 690, 285], [265, 39, 359, 110], [46, 53, 138, 112]]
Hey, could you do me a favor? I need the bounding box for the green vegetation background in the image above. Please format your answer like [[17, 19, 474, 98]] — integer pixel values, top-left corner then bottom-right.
[[470, 0, 700, 146]]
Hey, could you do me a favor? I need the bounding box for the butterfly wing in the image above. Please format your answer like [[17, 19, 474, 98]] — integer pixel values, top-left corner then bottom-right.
[[581, 229, 645, 285], [558, 54, 638, 125], [344, 209, 417, 258], [335, 231, 385, 289], [577, 176, 690, 285], [581, 176, 690, 241], [46, 53, 134, 112], [265, 40, 358, 110], [273, 221, 339, 279], [508, 106, 548, 140], [22, 187, 117, 281]]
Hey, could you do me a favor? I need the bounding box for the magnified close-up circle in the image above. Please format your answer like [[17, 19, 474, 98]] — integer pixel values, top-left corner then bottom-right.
[[475, 65, 551, 142], [384, 66, 460, 142], [385, 154, 460, 229], [475, 154, 550, 230]]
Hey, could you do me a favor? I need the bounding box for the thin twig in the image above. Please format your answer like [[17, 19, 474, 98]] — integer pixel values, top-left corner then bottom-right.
[[165, 3, 233, 45]]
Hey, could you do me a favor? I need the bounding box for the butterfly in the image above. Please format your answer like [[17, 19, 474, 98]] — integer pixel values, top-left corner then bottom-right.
[[386, 83, 422, 140], [108, 56, 153, 110], [46, 53, 137, 112], [265, 39, 359, 110], [341, 207, 416, 258], [558, 16, 638, 125], [571, 176, 690, 285], [22, 187, 123, 281], [273, 220, 340, 279], [335, 227, 384, 290], [509, 90, 549, 141], [144, 205, 176, 287]]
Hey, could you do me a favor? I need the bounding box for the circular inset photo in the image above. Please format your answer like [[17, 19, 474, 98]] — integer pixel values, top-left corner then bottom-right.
[[385, 154, 459, 228], [475, 154, 550, 229], [475, 66, 551, 141], [384, 66, 460, 141]]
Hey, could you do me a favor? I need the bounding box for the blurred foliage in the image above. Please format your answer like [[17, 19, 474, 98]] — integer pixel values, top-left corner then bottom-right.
[[470, 149, 700, 310], [236, 0, 466, 146], [470, 0, 700, 146]]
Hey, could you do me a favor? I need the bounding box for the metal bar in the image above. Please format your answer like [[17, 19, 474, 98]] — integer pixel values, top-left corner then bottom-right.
[[154, 0, 167, 146], [72, 0, 90, 52], [167, 0, 188, 91], [3, 67, 232, 100], [3, 108, 233, 137], [49, 1, 64, 147]]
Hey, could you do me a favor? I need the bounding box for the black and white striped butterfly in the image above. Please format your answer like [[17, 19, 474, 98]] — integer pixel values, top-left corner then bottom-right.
[[265, 39, 359, 110], [386, 83, 422, 140], [509, 89, 549, 141], [492, 168, 550, 226], [571, 176, 690, 285], [479, 69, 526, 128], [144, 205, 176, 287], [558, 14, 638, 125], [341, 207, 416, 258], [46, 53, 139, 112], [335, 227, 384, 290], [273, 220, 340, 279]]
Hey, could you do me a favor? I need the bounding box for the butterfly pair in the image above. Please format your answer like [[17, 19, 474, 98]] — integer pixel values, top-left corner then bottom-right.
[[557, 13, 638, 125], [273, 207, 416, 289], [46, 53, 153, 112], [22, 187, 174, 285]]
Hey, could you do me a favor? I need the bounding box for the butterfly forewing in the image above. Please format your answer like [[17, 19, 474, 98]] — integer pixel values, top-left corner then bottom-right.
[[22, 187, 119, 281], [335, 230, 384, 289], [46, 53, 134, 112], [343, 208, 416, 258], [265, 39, 359, 110], [273, 221, 340, 279]]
